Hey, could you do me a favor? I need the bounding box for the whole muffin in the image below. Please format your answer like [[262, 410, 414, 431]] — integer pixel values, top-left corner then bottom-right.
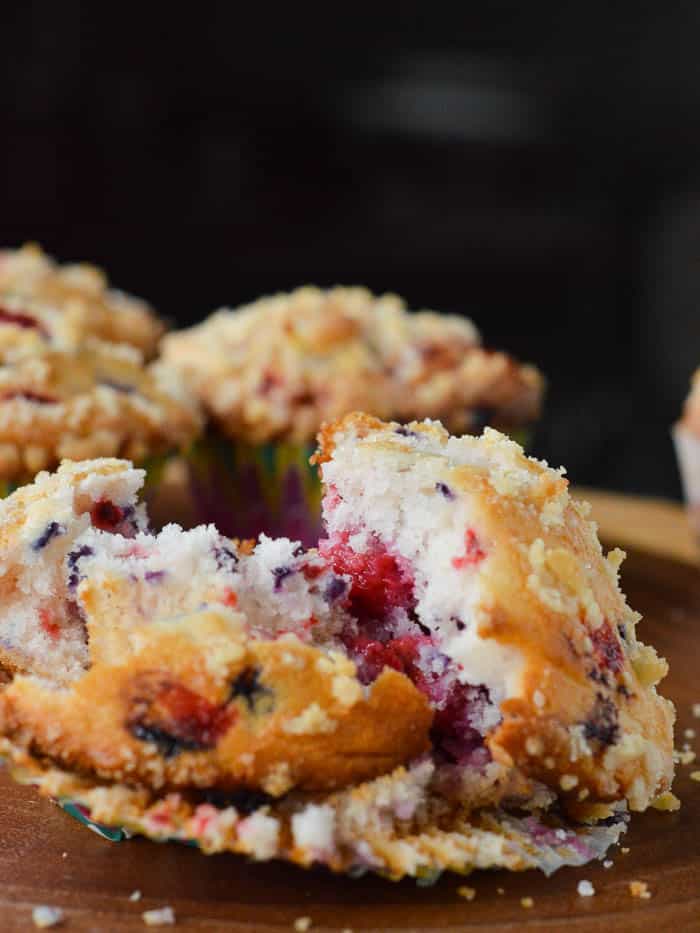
[[162, 286, 544, 542], [0, 340, 202, 500], [0, 243, 164, 358]]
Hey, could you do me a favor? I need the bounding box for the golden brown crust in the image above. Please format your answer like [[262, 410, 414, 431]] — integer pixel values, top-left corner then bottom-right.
[[0, 610, 432, 794], [0, 243, 164, 357], [0, 342, 201, 480], [162, 286, 543, 443]]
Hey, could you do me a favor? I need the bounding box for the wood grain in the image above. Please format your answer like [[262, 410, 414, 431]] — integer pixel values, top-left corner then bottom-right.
[[0, 547, 698, 931]]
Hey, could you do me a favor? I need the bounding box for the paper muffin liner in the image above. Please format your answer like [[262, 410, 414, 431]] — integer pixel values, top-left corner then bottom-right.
[[672, 424, 700, 537], [185, 434, 322, 547]]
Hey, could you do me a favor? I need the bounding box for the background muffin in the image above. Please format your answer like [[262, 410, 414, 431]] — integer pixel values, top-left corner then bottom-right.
[[0, 243, 164, 358], [0, 341, 202, 509], [162, 285, 544, 543]]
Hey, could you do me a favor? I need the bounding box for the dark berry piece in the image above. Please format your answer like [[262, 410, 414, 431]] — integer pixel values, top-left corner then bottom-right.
[[66, 544, 94, 589], [272, 565, 295, 591], [32, 521, 65, 551], [292, 544, 305, 557], [90, 499, 125, 532], [127, 674, 235, 758], [213, 545, 238, 572], [435, 482, 455, 500], [583, 693, 619, 747], [144, 570, 166, 583], [395, 426, 417, 438], [323, 576, 348, 602], [590, 623, 624, 673], [229, 667, 272, 710]]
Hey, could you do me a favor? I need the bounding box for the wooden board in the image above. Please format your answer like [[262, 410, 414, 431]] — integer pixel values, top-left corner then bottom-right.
[[0, 547, 698, 931]]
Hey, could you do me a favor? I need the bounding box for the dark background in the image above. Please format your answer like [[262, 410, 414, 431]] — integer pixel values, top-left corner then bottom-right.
[[3, 6, 700, 498]]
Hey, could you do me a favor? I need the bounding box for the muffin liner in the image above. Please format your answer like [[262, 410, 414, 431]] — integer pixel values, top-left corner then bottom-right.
[[185, 434, 322, 547], [672, 424, 700, 537]]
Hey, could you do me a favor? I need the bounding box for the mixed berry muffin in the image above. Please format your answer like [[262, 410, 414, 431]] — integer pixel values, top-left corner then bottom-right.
[[0, 243, 164, 357], [161, 286, 544, 544], [0, 414, 674, 880], [0, 341, 201, 496], [673, 368, 700, 536]]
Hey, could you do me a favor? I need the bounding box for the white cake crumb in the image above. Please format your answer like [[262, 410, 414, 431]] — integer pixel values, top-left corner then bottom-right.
[[577, 880, 595, 896], [293, 918, 312, 932], [142, 906, 175, 926], [32, 906, 64, 928], [129, 889, 142, 901], [603, 859, 613, 868]]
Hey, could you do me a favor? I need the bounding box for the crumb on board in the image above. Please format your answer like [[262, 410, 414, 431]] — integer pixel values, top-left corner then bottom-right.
[[629, 881, 652, 900], [130, 890, 142, 902], [142, 906, 176, 926], [32, 906, 64, 928], [603, 860, 613, 869], [692, 703, 700, 718], [497, 888, 505, 895], [520, 897, 534, 909], [690, 770, 700, 782], [577, 880, 595, 897], [61, 852, 67, 859], [621, 847, 630, 854], [457, 885, 476, 901], [293, 918, 312, 932], [685, 728, 696, 739]]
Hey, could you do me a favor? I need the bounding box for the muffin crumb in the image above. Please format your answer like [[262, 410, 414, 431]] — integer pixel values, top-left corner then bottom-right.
[[457, 885, 476, 901], [130, 890, 142, 902], [628, 880, 652, 899], [293, 918, 312, 932], [32, 906, 64, 928], [577, 880, 595, 897], [142, 906, 175, 926], [690, 770, 700, 781], [520, 897, 534, 909]]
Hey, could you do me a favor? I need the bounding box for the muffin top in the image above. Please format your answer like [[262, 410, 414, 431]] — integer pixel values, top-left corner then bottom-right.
[[0, 243, 164, 358], [0, 341, 202, 482], [162, 286, 544, 444]]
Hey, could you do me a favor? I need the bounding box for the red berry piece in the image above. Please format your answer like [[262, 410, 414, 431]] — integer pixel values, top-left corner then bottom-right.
[[452, 529, 486, 570], [319, 532, 414, 621], [90, 499, 125, 532], [590, 622, 624, 673]]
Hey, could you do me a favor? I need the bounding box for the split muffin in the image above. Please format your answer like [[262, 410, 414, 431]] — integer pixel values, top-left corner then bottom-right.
[[0, 414, 674, 880], [162, 286, 544, 544]]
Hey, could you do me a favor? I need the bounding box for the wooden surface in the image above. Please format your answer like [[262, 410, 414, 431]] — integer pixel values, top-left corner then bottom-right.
[[0, 502, 698, 930], [575, 487, 699, 565]]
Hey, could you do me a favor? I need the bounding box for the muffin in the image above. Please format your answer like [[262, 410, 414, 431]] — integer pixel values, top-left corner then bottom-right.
[[162, 286, 544, 544], [0, 340, 202, 510], [673, 368, 700, 537], [0, 415, 674, 879], [0, 243, 164, 357]]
